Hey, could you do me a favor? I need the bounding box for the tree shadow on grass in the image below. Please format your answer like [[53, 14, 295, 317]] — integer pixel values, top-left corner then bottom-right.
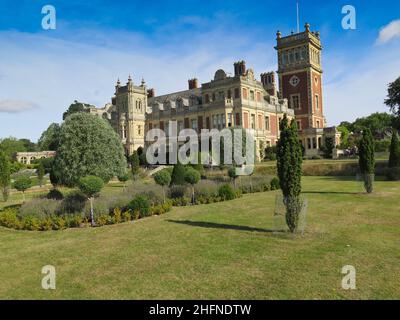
[[167, 220, 275, 233], [302, 191, 361, 195]]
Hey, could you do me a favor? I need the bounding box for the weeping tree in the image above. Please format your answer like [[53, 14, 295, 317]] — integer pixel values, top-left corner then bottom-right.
[[358, 128, 375, 193], [0, 151, 11, 202], [276, 114, 303, 233]]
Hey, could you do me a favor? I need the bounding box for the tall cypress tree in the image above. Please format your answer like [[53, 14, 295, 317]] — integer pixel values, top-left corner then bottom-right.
[[389, 130, 400, 168], [358, 128, 375, 193], [0, 151, 11, 202], [276, 114, 303, 233]]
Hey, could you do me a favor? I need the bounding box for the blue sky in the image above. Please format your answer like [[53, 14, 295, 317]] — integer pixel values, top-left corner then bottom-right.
[[1, 0, 400, 141]]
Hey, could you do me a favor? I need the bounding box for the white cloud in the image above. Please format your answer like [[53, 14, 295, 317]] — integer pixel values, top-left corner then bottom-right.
[[377, 20, 400, 45], [0, 23, 275, 140], [0, 99, 38, 113], [325, 44, 400, 126]]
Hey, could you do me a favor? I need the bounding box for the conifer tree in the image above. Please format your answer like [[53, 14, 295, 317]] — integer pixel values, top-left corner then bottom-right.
[[130, 151, 140, 180], [170, 162, 186, 186], [0, 151, 11, 202], [389, 130, 400, 168], [276, 114, 303, 233], [358, 128, 375, 193]]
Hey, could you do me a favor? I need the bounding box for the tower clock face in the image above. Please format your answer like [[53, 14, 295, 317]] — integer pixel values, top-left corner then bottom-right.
[[289, 75, 300, 87]]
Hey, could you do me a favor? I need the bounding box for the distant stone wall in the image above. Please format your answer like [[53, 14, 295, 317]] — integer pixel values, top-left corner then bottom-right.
[[14, 151, 56, 164]]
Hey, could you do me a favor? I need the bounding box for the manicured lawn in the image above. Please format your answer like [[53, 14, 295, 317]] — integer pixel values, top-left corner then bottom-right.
[[0, 176, 399, 299]]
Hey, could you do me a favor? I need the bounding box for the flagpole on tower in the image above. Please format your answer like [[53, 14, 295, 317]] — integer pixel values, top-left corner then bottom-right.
[[296, 1, 300, 33]]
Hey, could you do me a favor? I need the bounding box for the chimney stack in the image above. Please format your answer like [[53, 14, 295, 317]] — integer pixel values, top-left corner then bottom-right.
[[147, 88, 155, 98], [261, 72, 276, 96], [234, 60, 246, 77], [188, 78, 199, 90]]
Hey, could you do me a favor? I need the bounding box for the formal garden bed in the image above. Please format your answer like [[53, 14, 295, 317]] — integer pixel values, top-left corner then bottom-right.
[[0, 166, 280, 231]]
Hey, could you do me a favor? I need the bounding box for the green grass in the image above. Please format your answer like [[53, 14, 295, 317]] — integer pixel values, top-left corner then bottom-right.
[[0, 176, 399, 299]]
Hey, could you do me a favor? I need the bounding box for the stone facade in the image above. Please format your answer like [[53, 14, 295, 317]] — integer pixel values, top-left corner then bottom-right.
[[14, 151, 56, 164], [89, 23, 339, 159]]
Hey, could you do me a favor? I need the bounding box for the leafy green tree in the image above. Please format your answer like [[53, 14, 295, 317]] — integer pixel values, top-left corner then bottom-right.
[[337, 125, 350, 149], [19, 139, 38, 152], [184, 167, 201, 204], [358, 129, 375, 193], [153, 170, 171, 203], [14, 176, 32, 202], [130, 151, 140, 180], [78, 175, 104, 226], [38, 123, 61, 151], [170, 162, 186, 185], [352, 113, 395, 137], [385, 76, 400, 117], [276, 114, 303, 233], [0, 151, 11, 202], [127, 195, 151, 218], [53, 113, 126, 186], [389, 130, 400, 168], [37, 161, 45, 187], [63, 100, 90, 120], [0, 137, 27, 159]]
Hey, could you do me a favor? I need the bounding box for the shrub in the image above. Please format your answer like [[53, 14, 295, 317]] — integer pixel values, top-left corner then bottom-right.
[[19, 198, 59, 220], [46, 189, 64, 200], [95, 214, 109, 226], [22, 216, 41, 231], [218, 184, 236, 201], [139, 189, 164, 206], [132, 210, 140, 220], [113, 207, 122, 224], [41, 217, 53, 231], [122, 211, 131, 222], [270, 177, 280, 190], [0, 208, 22, 229], [168, 185, 188, 199], [127, 195, 150, 218], [171, 197, 190, 206], [65, 214, 84, 228], [59, 191, 86, 214], [52, 216, 67, 230]]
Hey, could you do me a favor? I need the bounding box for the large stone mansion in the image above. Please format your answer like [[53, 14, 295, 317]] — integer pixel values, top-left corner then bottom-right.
[[90, 23, 340, 159]]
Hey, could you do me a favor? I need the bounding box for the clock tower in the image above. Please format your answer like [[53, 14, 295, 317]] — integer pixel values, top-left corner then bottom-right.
[[275, 23, 325, 131]]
